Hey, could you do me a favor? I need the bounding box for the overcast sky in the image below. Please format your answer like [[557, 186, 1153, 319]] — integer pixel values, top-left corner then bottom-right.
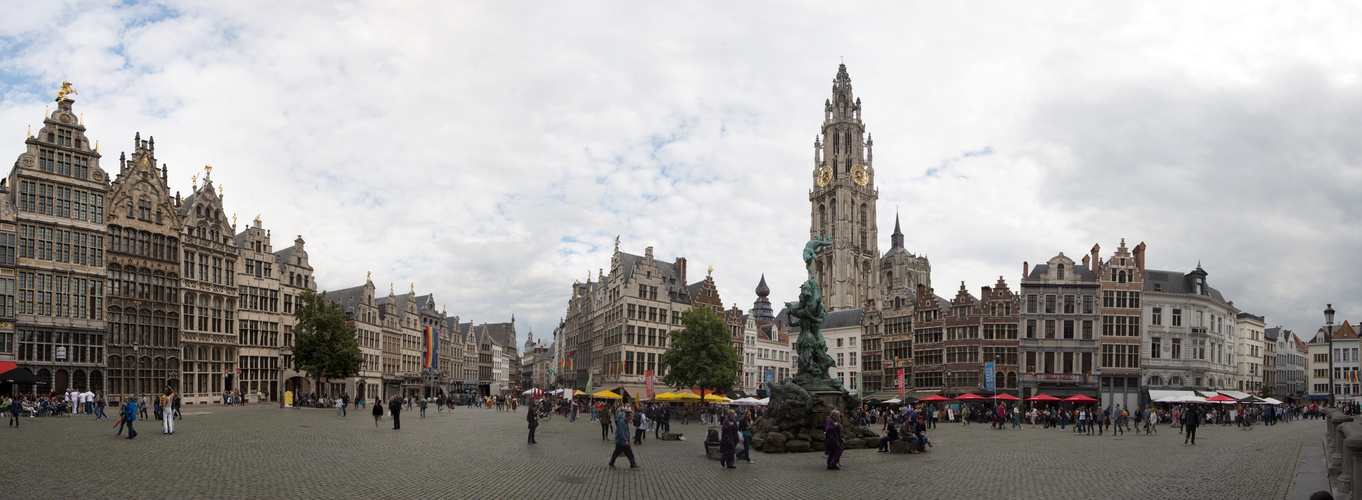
[[2, 1, 1359, 348]]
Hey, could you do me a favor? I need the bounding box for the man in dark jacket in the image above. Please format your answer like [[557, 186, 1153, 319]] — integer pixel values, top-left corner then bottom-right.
[[1183, 406, 1200, 445], [388, 395, 402, 430], [527, 403, 539, 444]]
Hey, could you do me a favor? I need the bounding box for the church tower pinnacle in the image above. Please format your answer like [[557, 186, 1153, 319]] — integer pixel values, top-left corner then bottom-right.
[[810, 63, 880, 312]]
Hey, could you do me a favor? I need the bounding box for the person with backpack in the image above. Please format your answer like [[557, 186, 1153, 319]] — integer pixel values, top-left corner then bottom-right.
[[371, 399, 383, 428], [633, 410, 648, 445]]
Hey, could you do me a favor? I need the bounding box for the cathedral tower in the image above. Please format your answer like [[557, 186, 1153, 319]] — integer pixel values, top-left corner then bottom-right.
[[809, 63, 879, 311]]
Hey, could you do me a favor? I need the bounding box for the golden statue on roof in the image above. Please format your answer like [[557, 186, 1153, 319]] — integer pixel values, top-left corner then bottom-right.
[[56, 82, 77, 101]]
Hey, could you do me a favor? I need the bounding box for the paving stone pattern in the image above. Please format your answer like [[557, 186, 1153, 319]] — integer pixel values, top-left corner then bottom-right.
[[0, 406, 1319, 499]]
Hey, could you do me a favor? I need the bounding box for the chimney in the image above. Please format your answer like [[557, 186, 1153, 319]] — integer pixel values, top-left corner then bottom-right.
[[1134, 242, 1147, 271], [675, 257, 687, 284], [645, 246, 654, 260], [1082, 254, 1090, 269], [1023, 261, 1029, 279], [1090, 243, 1101, 275]]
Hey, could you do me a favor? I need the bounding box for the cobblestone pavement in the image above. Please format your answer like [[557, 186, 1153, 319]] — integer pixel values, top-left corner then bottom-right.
[[0, 405, 1322, 499]]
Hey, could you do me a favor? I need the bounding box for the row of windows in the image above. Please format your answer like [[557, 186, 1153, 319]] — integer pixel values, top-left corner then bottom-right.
[[107, 268, 179, 303], [14, 329, 105, 363], [239, 286, 279, 313], [107, 308, 178, 348], [18, 179, 103, 222], [109, 226, 178, 261], [184, 251, 236, 285], [19, 224, 105, 266], [182, 292, 236, 334], [1025, 293, 1096, 315], [17, 272, 103, 319]]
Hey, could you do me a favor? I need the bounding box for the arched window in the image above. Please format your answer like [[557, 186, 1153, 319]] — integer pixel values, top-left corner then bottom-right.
[[212, 347, 222, 361], [1118, 270, 1127, 284], [1057, 264, 1065, 279], [199, 347, 208, 361], [1170, 376, 1184, 386], [1148, 376, 1162, 386]]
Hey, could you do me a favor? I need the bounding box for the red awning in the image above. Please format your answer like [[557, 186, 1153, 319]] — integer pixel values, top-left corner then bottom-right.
[[1063, 394, 1099, 402], [1025, 394, 1061, 402], [953, 393, 987, 400], [919, 394, 949, 402], [0, 361, 16, 374], [1205, 394, 1238, 402], [991, 393, 1021, 401]]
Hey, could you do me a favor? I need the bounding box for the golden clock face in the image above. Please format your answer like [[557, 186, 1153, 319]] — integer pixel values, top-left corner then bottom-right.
[[816, 166, 833, 187], [851, 164, 869, 186]]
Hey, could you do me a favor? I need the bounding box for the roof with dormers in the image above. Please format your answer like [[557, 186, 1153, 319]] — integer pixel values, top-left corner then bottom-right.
[[1143, 268, 1229, 304]]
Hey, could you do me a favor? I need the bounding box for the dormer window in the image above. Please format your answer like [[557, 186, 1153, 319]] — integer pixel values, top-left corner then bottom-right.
[[1194, 278, 1204, 295]]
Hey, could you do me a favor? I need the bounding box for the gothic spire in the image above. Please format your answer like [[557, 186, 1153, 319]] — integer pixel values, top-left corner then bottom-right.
[[890, 211, 904, 249]]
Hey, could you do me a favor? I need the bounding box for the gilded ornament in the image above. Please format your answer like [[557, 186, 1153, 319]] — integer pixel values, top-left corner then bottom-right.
[[56, 81, 77, 101]]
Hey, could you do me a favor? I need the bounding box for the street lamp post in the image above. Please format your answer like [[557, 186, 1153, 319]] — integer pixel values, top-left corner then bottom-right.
[[278, 353, 286, 409], [1326, 304, 1336, 407], [132, 342, 140, 397]]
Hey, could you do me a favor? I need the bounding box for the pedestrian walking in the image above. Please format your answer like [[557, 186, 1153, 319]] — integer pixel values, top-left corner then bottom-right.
[[371, 399, 383, 428], [389, 395, 402, 430], [718, 410, 738, 469], [825, 410, 844, 470], [1184, 406, 1200, 445], [7, 396, 21, 427], [608, 411, 639, 469], [419, 397, 428, 418], [738, 410, 754, 463], [94, 391, 108, 420], [527, 403, 539, 444], [122, 396, 139, 439]]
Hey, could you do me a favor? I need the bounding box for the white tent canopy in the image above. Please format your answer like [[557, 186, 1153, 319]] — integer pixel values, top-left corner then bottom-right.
[[1149, 390, 1200, 403], [1261, 397, 1284, 405]]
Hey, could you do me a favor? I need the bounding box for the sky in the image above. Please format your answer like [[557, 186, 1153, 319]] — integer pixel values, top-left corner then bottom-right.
[[2, 1, 1360, 349]]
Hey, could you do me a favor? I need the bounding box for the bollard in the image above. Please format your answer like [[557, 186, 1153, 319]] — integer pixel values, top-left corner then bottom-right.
[[1346, 428, 1362, 500], [1332, 411, 1353, 475], [1339, 422, 1362, 498]]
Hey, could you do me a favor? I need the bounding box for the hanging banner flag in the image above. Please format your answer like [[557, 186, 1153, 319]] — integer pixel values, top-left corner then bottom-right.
[[645, 370, 655, 400], [422, 326, 438, 369], [984, 361, 996, 392], [897, 368, 905, 398]]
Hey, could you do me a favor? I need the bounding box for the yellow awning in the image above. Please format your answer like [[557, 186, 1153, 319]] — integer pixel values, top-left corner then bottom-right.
[[592, 390, 622, 399]]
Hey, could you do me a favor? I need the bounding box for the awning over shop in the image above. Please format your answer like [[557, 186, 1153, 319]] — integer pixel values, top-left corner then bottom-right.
[[1148, 390, 1199, 403], [1217, 390, 1253, 400], [1306, 394, 1330, 399], [903, 389, 942, 400]]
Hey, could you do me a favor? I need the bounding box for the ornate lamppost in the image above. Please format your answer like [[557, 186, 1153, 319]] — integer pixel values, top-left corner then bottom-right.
[[1326, 304, 1336, 406]]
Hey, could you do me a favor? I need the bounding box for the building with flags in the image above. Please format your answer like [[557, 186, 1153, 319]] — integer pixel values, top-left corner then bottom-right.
[[553, 240, 725, 399]]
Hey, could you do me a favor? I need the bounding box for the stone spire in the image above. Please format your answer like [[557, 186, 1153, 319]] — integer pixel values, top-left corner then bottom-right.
[[890, 211, 904, 250], [751, 274, 775, 323]]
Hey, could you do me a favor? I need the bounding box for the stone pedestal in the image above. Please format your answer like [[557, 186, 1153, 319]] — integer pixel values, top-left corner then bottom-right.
[[753, 380, 878, 453]]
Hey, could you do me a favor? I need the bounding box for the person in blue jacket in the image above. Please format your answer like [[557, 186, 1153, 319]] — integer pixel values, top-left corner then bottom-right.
[[122, 396, 139, 439]]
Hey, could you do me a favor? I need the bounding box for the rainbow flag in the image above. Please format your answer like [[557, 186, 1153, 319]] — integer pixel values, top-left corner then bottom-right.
[[423, 326, 438, 369]]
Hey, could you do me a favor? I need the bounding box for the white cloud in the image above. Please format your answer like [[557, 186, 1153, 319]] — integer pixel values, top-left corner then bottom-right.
[[2, 1, 1360, 346]]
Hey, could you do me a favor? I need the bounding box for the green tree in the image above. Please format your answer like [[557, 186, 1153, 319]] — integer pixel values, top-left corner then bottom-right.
[[660, 306, 739, 400], [291, 289, 364, 395]]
